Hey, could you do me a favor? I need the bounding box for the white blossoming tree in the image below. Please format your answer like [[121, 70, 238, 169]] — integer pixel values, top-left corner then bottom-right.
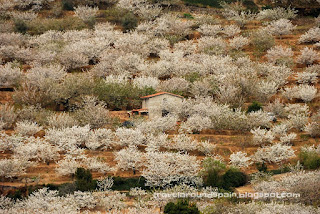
[[253, 143, 295, 164], [142, 152, 201, 188], [268, 19, 296, 38], [114, 146, 144, 174], [229, 151, 251, 168]]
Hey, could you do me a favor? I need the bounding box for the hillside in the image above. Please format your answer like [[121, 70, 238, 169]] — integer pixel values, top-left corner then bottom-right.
[[0, 0, 320, 213]]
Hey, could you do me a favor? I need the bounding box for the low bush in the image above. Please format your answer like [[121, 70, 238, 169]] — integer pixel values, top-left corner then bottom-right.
[[7, 189, 24, 200], [255, 162, 267, 172], [58, 183, 77, 195], [121, 12, 138, 32], [222, 168, 247, 190], [305, 111, 320, 137], [62, 0, 75, 10], [164, 200, 200, 214], [74, 168, 97, 192], [201, 158, 226, 188], [247, 101, 263, 113], [300, 150, 320, 169], [201, 158, 248, 190], [14, 19, 28, 34], [251, 29, 275, 55], [17, 105, 53, 126], [269, 166, 291, 175], [93, 80, 156, 110], [205, 167, 223, 188], [0, 104, 17, 129], [121, 120, 134, 128], [183, 13, 194, 19], [243, 0, 259, 12], [112, 176, 148, 191], [105, 8, 130, 25]]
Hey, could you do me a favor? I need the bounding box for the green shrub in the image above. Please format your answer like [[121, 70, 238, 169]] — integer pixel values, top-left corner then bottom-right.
[[105, 8, 129, 24], [112, 176, 147, 191], [247, 101, 263, 113], [165, 35, 185, 46], [269, 165, 291, 175], [7, 189, 23, 200], [44, 183, 60, 191], [201, 158, 248, 190], [205, 168, 223, 187], [121, 12, 138, 32], [74, 168, 97, 192], [93, 80, 155, 110], [58, 183, 77, 195], [243, 0, 259, 12], [164, 200, 200, 214], [62, 0, 74, 10], [300, 151, 320, 170], [251, 29, 275, 55], [201, 158, 226, 188], [184, 72, 201, 83], [222, 168, 247, 190], [183, 13, 194, 19], [255, 162, 267, 172], [17, 105, 53, 126], [14, 19, 28, 34], [261, 5, 273, 10], [86, 17, 96, 29]]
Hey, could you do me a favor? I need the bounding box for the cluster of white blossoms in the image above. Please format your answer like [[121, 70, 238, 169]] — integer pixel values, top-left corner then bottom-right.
[[266, 45, 293, 65], [250, 127, 275, 145], [256, 7, 297, 20], [0, 187, 131, 213], [0, 63, 22, 88], [0, 158, 33, 179], [0, 104, 17, 129], [45, 125, 114, 151], [229, 35, 249, 50], [268, 19, 296, 38], [229, 151, 251, 168], [296, 70, 318, 84], [299, 27, 320, 43], [253, 143, 295, 164], [74, 5, 99, 23], [305, 110, 320, 137], [282, 84, 318, 102], [297, 47, 319, 65], [142, 151, 201, 188], [15, 120, 42, 136]]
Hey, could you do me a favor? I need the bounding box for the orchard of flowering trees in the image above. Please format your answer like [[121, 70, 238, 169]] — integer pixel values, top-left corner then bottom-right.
[[0, 0, 320, 213]]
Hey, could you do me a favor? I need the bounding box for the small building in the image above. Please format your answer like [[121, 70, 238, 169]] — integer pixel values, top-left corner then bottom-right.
[[132, 92, 184, 118]]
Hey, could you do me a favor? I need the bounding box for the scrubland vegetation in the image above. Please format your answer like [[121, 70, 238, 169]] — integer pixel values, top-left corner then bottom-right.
[[0, 0, 320, 213]]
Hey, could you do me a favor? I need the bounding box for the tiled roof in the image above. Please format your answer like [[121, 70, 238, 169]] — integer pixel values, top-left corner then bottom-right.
[[140, 92, 184, 99]]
